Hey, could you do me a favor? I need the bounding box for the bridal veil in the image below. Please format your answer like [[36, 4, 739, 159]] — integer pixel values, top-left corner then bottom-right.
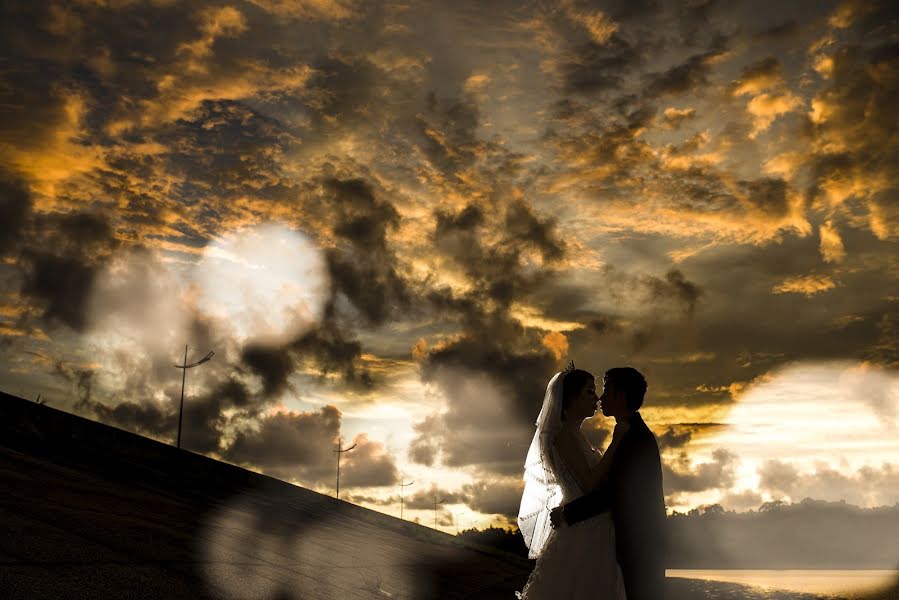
[[517, 371, 565, 559]]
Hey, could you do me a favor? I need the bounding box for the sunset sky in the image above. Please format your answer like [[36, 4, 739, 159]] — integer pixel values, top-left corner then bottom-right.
[[1, 0, 897, 532]]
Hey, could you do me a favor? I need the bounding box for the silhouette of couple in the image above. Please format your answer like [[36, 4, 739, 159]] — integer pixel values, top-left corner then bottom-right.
[[517, 364, 666, 600]]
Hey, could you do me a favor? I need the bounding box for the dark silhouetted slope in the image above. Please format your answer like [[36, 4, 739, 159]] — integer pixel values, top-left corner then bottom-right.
[[0, 391, 532, 599]]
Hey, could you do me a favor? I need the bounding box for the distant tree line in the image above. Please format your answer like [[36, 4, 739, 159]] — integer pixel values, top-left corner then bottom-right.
[[458, 500, 899, 569], [457, 526, 531, 560], [665, 498, 899, 569]]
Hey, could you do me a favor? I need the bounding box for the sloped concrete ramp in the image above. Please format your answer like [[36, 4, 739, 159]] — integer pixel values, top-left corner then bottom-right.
[[0, 392, 531, 600]]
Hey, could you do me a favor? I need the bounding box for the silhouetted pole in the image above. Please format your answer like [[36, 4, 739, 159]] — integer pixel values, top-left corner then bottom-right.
[[399, 477, 415, 520], [434, 497, 445, 529], [175, 345, 214, 449], [333, 438, 356, 500]]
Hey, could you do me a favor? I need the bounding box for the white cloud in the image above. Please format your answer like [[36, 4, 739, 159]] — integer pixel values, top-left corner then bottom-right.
[[682, 361, 899, 509]]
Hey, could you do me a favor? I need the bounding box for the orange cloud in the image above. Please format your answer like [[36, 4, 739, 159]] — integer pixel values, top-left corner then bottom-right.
[[540, 331, 569, 361], [244, 0, 359, 21], [772, 274, 838, 296], [819, 220, 846, 263], [746, 91, 803, 138]]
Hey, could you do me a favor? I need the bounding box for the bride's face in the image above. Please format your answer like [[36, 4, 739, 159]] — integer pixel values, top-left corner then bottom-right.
[[570, 379, 599, 421]]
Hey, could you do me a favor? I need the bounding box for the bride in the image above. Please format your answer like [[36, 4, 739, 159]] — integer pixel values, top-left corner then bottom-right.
[[517, 363, 628, 599]]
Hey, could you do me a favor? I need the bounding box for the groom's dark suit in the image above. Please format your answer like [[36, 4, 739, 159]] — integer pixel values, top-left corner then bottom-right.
[[562, 412, 666, 600]]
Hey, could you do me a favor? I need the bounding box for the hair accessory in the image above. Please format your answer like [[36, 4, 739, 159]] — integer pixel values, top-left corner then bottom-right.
[[562, 360, 576, 374]]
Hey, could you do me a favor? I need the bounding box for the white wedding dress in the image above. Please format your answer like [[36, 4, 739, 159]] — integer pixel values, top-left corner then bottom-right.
[[517, 372, 626, 600]]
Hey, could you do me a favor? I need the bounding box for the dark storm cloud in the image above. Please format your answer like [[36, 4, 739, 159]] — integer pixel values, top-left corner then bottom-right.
[[320, 177, 411, 327], [643, 268, 704, 315], [561, 36, 644, 95], [290, 305, 374, 390], [663, 448, 737, 494], [152, 100, 297, 203], [54, 360, 95, 405], [602, 0, 663, 22], [224, 405, 341, 481], [868, 312, 898, 367], [757, 459, 899, 506], [409, 316, 559, 476], [644, 43, 728, 98], [662, 107, 697, 129], [419, 318, 558, 426], [653, 219, 899, 410], [405, 484, 467, 510], [657, 423, 725, 451], [460, 479, 523, 518], [738, 177, 790, 217], [339, 433, 399, 488], [414, 92, 482, 178], [524, 281, 624, 334], [752, 20, 800, 40], [90, 398, 178, 440], [407, 196, 572, 474], [302, 56, 383, 129], [728, 56, 782, 93], [537, 266, 705, 358], [434, 203, 484, 235], [19, 211, 119, 331], [658, 426, 694, 451], [180, 377, 255, 453], [504, 200, 566, 263], [0, 171, 32, 255], [65, 357, 178, 443], [431, 200, 565, 308], [223, 405, 399, 487], [240, 343, 295, 397], [407, 414, 440, 467]]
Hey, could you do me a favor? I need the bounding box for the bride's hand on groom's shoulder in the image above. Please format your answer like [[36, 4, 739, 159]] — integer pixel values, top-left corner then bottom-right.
[[549, 506, 566, 529]]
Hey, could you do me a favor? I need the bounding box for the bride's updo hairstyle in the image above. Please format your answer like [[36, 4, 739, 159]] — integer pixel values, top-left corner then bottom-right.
[[603, 366, 647, 411], [561, 367, 594, 421]]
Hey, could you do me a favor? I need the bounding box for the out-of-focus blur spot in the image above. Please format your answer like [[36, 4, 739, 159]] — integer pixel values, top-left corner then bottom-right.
[[195, 222, 329, 346], [199, 491, 427, 599]]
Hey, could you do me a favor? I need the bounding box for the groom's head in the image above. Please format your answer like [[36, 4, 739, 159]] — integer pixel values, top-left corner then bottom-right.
[[600, 367, 647, 417]]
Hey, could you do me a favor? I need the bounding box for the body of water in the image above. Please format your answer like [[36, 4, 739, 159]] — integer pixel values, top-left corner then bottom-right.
[[667, 570, 898, 597]]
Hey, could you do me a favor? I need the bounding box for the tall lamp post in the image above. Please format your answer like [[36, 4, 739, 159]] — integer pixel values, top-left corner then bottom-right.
[[434, 496, 445, 530], [399, 477, 415, 520], [174, 345, 214, 449], [333, 438, 356, 500]]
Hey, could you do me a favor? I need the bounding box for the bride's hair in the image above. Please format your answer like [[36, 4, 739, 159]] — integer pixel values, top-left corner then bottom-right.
[[560, 368, 593, 420]]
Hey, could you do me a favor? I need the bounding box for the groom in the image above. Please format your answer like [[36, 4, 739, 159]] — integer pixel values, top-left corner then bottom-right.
[[550, 367, 667, 600]]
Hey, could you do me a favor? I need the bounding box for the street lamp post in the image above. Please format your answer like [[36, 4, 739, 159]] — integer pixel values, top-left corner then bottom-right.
[[174, 345, 214, 449], [333, 438, 356, 500], [399, 477, 415, 520], [434, 496, 445, 530]]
